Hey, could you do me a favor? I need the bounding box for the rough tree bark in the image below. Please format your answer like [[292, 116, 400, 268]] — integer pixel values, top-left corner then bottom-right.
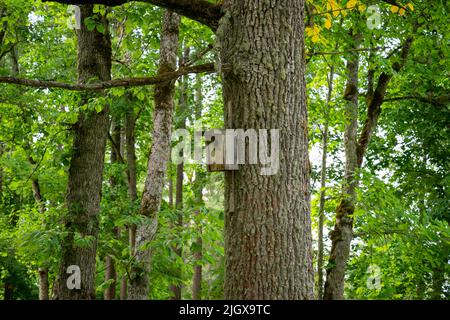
[[27, 0, 315, 300], [218, 0, 314, 299], [128, 10, 180, 300], [317, 66, 334, 299], [323, 32, 360, 300], [54, 4, 111, 300]]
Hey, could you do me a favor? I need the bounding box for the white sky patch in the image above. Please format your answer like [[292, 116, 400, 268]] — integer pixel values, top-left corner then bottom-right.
[[28, 12, 44, 25], [382, 38, 401, 59], [32, 132, 44, 143], [309, 143, 322, 166]]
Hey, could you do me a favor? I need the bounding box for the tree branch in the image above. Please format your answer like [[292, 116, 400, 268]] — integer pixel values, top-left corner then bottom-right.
[[356, 37, 414, 167], [378, 0, 408, 11], [0, 63, 224, 91], [42, 0, 223, 30]]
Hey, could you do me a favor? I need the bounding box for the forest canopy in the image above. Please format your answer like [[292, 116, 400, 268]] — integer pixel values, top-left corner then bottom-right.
[[0, 0, 448, 300]]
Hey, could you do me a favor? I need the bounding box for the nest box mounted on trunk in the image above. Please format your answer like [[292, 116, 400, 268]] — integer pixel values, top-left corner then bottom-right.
[[205, 129, 239, 172]]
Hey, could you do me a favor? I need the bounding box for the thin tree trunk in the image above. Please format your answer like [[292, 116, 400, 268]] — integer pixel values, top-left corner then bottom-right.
[[324, 34, 414, 300], [169, 46, 190, 300], [317, 67, 334, 299], [104, 119, 121, 300], [104, 255, 117, 300], [10, 46, 19, 75], [218, 0, 314, 299], [39, 268, 50, 300], [356, 37, 413, 168], [54, 4, 111, 299], [128, 10, 180, 300], [192, 177, 204, 300], [4, 284, 13, 300], [323, 31, 360, 300], [416, 199, 427, 299], [431, 253, 446, 300], [0, 140, 3, 203], [122, 93, 139, 300], [168, 175, 174, 208], [0, 8, 6, 49], [125, 100, 138, 204], [120, 275, 127, 300], [191, 226, 203, 300], [25, 145, 49, 300], [416, 280, 426, 300], [125, 101, 138, 252], [170, 147, 184, 300], [29, 159, 50, 300], [192, 74, 204, 300]]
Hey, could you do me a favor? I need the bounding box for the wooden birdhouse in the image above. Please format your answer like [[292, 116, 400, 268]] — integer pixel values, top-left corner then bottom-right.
[[205, 129, 239, 172]]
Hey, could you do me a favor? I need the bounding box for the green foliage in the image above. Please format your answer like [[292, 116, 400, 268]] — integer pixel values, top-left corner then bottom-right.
[[345, 172, 450, 299], [0, 0, 448, 301]]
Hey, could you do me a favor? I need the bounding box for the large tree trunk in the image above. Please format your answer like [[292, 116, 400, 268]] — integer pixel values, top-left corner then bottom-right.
[[323, 37, 360, 299], [128, 10, 180, 300], [218, 0, 314, 299], [54, 4, 111, 300], [317, 67, 334, 299]]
